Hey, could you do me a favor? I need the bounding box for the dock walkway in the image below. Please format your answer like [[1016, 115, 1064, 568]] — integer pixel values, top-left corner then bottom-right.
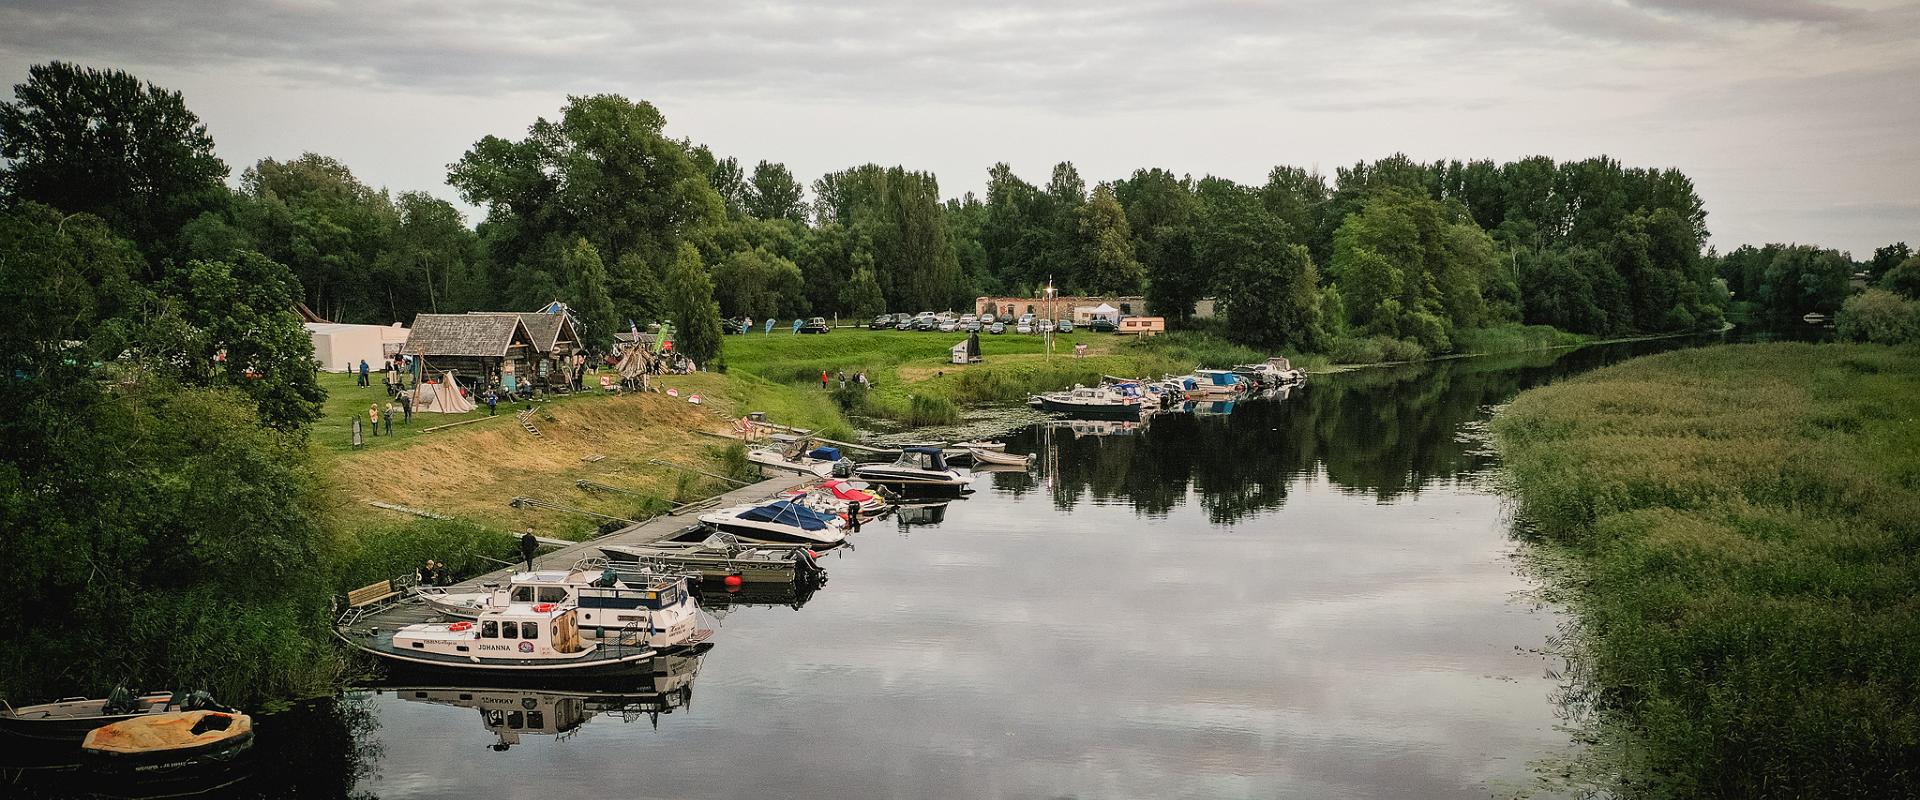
[[342, 471, 808, 630]]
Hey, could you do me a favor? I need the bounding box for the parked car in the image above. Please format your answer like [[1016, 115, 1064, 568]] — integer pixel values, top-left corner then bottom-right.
[[1017, 313, 1036, 328], [800, 317, 831, 334], [1037, 319, 1056, 333], [1015, 321, 1034, 334], [989, 322, 1007, 334], [958, 314, 978, 327], [914, 314, 938, 331], [1090, 317, 1118, 332], [961, 319, 982, 333], [1056, 319, 1075, 334], [981, 313, 997, 325], [870, 314, 895, 330]]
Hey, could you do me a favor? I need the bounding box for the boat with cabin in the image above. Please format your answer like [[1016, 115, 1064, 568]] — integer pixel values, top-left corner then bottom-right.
[[1232, 357, 1306, 387], [599, 532, 826, 584], [852, 447, 972, 492], [1028, 384, 1145, 419], [781, 477, 892, 516], [698, 499, 849, 547], [336, 603, 660, 676], [419, 567, 707, 651]]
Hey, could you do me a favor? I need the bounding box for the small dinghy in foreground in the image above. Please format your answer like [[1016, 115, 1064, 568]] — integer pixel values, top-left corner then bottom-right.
[[0, 688, 186, 742], [81, 710, 254, 772]]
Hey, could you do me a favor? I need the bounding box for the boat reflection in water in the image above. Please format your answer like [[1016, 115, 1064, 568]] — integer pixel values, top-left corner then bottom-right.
[[381, 651, 706, 751], [893, 501, 949, 528], [698, 578, 821, 612]]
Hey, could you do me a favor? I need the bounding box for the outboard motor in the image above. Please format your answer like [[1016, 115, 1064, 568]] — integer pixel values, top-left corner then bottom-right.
[[793, 548, 827, 584], [831, 458, 856, 478]]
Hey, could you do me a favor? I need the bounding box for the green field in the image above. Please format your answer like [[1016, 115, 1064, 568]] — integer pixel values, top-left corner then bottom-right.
[[1493, 343, 1920, 797]]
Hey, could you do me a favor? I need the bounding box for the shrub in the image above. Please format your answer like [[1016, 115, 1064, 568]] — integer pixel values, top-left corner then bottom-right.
[[904, 394, 960, 427], [1836, 288, 1920, 344]]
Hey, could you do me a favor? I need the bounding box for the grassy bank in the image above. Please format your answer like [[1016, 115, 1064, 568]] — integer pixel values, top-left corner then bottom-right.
[[1492, 343, 1920, 797]]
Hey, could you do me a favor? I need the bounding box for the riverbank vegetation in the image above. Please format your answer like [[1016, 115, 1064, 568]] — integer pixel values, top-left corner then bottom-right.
[[1493, 344, 1920, 797]]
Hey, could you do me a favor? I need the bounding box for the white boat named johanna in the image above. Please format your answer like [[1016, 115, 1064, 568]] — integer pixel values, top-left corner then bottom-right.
[[338, 603, 660, 676], [420, 567, 706, 651]]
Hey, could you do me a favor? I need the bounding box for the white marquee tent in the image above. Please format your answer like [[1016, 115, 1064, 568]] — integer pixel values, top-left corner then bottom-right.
[[307, 322, 410, 372]]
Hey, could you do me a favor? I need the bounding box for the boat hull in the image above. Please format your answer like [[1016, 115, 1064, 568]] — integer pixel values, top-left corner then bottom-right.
[[599, 546, 812, 583], [1035, 397, 1142, 419], [0, 695, 176, 742], [335, 629, 661, 678], [703, 520, 846, 548]]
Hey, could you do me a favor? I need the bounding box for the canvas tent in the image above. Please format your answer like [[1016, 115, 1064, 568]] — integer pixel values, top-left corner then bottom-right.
[[307, 322, 409, 372], [1074, 304, 1121, 325], [416, 371, 477, 413]]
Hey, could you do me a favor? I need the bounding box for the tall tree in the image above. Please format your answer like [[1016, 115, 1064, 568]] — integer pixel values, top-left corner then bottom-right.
[[1115, 168, 1200, 320], [1076, 183, 1144, 294], [663, 244, 723, 365], [745, 160, 807, 222], [563, 238, 617, 354], [1869, 242, 1912, 283], [159, 251, 326, 430], [1196, 196, 1322, 350], [0, 61, 228, 261], [239, 153, 398, 322]]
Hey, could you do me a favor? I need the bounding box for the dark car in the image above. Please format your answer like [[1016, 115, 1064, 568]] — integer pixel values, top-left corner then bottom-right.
[[870, 314, 894, 330], [1057, 319, 1075, 334], [895, 317, 915, 330], [988, 322, 1007, 334], [1090, 318, 1118, 332], [800, 317, 831, 334], [913, 315, 938, 331]]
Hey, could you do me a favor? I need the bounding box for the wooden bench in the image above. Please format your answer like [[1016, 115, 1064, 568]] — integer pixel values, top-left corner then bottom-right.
[[346, 579, 401, 609]]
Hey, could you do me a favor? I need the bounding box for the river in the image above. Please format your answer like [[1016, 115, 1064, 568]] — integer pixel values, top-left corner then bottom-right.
[[14, 336, 1725, 799]]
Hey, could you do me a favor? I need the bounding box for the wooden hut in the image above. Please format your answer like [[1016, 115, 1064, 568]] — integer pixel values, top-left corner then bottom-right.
[[468, 308, 585, 392], [406, 313, 538, 392]]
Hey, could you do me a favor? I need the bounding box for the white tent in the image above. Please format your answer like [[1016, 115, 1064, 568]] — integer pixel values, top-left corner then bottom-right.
[[417, 372, 477, 414], [306, 322, 409, 372], [1074, 303, 1121, 325]]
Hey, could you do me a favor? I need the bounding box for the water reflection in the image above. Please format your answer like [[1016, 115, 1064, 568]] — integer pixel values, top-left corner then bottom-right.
[[1018, 338, 1706, 522], [380, 652, 706, 751]]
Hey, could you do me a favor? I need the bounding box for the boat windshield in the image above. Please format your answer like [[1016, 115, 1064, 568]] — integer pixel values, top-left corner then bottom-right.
[[899, 447, 949, 471]]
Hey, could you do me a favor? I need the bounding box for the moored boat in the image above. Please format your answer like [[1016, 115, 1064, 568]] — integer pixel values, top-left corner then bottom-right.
[[81, 710, 254, 773], [781, 477, 892, 516], [852, 447, 972, 492], [0, 689, 206, 742], [1029, 384, 1144, 419], [337, 603, 660, 676], [968, 447, 1033, 467], [699, 499, 849, 547], [419, 567, 707, 650], [600, 533, 826, 584]]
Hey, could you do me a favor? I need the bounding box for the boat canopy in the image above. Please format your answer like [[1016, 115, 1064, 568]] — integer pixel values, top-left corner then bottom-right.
[[807, 446, 842, 461], [899, 446, 951, 472], [738, 500, 840, 531]]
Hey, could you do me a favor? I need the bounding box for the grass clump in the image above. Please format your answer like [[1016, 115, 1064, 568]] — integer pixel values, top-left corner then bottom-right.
[[1493, 343, 1920, 798]]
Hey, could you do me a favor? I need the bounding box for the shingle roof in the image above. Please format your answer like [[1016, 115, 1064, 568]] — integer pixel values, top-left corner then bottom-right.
[[467, 311, 579, 352], [407, 314, 532, 357]]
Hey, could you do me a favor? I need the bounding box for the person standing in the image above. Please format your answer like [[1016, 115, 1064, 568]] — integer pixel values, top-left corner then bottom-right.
[[368, 404, 381, 436], [519, 532, 539, 572], [358, 359, 370, 387], [820, 370, 829, 390], [382, 402, 395, 436], [484, 388, 499, 416], [400, 390, 413, 423]]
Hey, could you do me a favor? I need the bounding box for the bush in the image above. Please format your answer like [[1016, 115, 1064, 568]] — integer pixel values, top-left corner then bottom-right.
[[331, 518, 516, 591], [1836, 288, 1920, 344], [904, 394, 960, 427], [1326, 335, 1428, 364]]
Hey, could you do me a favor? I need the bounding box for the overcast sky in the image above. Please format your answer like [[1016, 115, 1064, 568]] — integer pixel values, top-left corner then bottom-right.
[[2, 0, 1915, 255]]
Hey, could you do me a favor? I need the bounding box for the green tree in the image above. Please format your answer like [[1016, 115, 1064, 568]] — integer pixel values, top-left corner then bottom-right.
[[1868, 242, 1911, 284], [240, 153, 400, 322], [663, 244, 723, 365], [0, 62, 229, 260], [841, 267, 886, 317], [1196, 195, 1322, 350], [380, 191, 478, 315], [609, 252, 666, 326], [1836, 288, 1920, 343], [1115, 168, 1200, 320], [712, 247, 806, 320], [1882, 255, 1920, 299], [1077, 183, 1144, 294], [745, 160, 807, 222], [160, 252, 326, 430], [563, 238, 617, 354]]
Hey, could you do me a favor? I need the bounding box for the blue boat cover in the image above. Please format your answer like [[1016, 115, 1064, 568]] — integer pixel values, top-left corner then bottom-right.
[[807, 446, 842, 461], [737, 500, 838, 531]]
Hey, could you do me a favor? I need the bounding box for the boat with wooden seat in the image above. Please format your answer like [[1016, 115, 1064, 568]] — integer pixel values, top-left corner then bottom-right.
[[599, 532, 826, 584], [336, 603, 659, 676]]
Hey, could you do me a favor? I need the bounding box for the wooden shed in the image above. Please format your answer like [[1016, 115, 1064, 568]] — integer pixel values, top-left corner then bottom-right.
[[406, 313, 538, 391], [468, 309, 585, 391]]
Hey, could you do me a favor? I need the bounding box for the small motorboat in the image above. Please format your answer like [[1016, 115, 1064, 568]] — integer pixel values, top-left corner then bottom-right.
[[1029, 384, 1144, 419], [601, 533, 825, 584], [420, 567, 707, 650], [337, 604, 660, 676], [967, 447, 1033, 468], [745, 445, 837, 477], [853, 447, 972, 492], [0, 688, 195, 742], [699, 500, 849, 547], [81, 709, 254, 773], [1231, 357, 1306, 387]]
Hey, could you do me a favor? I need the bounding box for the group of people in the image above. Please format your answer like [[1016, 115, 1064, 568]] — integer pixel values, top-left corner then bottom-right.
[[415, 559, 447, 587], [822, 369, 871, 391], [364, 393, 414, 437], [358, 356, 416, 395]]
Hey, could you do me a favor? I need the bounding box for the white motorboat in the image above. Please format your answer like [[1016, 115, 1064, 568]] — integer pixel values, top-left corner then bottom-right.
[[1028, 384, 1145, 419], [1232, 357, 1306, 387], [420, 568, 706, 651], [968, 447, 1033, 468], [337, 604, 659, 676], [699, 500, 849, 547], [745, 446, 836, 477], [852, 447, 972, 492], [780, 478, 892, 516]]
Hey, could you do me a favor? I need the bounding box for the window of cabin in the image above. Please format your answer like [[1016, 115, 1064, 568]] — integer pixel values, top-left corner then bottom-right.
[[506, 711, 524, 729], [482, 621, 498, 638], [537, 587, 567, 604], [521, 621, 540, 640], [511, 587, 533, 603], [499, 621, 519, 639], [527, 711, 544, 729]]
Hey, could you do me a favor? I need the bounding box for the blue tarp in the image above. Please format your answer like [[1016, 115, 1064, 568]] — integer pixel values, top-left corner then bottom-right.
[[808, 446, 842, 461], [736, 500, 838, 531]]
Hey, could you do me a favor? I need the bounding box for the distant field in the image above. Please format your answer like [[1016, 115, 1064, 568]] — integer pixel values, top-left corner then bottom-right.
[[1494, 343, 1920, 797]]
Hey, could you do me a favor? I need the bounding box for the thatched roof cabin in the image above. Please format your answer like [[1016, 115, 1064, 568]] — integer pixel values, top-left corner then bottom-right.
[[408, 314, 535, 358]]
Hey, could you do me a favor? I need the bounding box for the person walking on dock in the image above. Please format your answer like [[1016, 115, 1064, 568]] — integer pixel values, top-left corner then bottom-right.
[[519, 532, 539, 572]]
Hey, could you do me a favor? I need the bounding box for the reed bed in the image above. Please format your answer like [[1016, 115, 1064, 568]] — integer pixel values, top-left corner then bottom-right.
[[1493, 343, 1920, 798]]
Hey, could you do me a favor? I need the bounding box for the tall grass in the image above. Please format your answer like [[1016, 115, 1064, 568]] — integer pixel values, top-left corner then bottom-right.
[[1493, 343, 1920, 798]]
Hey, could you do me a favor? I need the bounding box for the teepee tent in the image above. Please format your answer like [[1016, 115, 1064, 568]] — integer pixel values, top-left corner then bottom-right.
[[417, 371, 477, 414]]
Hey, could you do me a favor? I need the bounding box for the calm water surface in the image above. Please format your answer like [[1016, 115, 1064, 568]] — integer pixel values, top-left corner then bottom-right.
[[16, 338, 1716, 799]]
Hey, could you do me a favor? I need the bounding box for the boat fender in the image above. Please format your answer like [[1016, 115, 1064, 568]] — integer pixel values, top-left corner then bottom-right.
[[448, 621, 473, 632], [532, 603, 556, 613]]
